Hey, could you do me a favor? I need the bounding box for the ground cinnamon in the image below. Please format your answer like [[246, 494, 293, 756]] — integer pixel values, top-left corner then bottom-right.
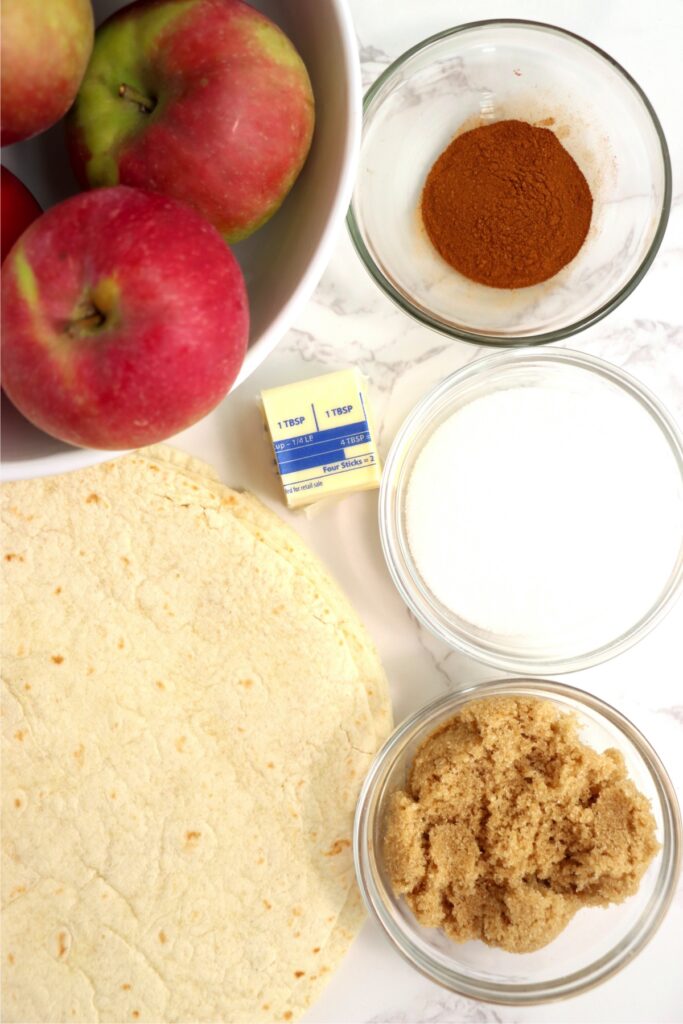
[[421, 119, 593, 289]]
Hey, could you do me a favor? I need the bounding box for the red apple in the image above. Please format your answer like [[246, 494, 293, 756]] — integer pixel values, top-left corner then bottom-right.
[[1, 0, 94, 146], [1, 166, 42, 263], [67, 0, 314, 243], [1, 186, 249, 449]]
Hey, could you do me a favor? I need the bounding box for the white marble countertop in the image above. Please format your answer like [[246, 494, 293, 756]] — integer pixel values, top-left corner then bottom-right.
[[177, 1, 683, 1021]]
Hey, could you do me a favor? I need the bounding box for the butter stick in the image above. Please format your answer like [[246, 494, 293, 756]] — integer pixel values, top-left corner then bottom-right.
[[261, 369, 382, 508]]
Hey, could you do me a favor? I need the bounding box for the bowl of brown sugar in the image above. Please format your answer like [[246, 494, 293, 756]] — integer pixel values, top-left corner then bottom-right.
[[354, 680, 681, 1004], [348, 20, 671, 345]]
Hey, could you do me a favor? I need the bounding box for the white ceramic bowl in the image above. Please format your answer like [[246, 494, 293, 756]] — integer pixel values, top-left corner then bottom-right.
[[1, 0, 360, 481]]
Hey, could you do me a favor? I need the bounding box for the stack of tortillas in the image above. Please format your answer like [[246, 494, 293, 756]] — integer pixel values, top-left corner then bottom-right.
[[1, 446, 391, 1024]]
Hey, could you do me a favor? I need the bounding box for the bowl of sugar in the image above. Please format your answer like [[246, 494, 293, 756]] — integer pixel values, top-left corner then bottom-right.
[[379, 348, 683, 674]]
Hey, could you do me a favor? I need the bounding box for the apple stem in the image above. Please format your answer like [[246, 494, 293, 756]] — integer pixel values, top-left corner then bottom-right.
[[67, 310, 105, 336], [118, 83, 156, 114]]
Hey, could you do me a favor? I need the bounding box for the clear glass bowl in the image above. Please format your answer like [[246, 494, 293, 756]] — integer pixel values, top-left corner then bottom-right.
[[379, 348, 683, 675], [354, 680, 681, 1005], [348, 20, 672, 345]]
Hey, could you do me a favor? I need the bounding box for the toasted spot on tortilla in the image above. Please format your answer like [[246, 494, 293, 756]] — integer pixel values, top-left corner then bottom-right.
[[159, 930, 167, 944], [325, 838, 351, 856], [51, 655, 64, 664], [85, 493, 100, 504]]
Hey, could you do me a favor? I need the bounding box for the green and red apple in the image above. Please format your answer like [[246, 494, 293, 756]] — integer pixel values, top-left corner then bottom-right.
[[1, 186, 249, 449], [1, 0, 94, 146], [67, 0, 315, 243], [1, 167, 42, 262]]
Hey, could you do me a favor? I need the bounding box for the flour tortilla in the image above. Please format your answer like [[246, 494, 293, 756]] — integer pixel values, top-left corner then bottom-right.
[[142, 446, 392, 745], [1, 448, 391, 1023]]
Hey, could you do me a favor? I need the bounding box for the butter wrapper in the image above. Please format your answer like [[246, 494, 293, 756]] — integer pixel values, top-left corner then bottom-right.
[[261, 369, 382, 508]]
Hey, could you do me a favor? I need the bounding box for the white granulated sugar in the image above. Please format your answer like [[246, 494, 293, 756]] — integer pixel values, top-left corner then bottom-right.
[[406, 382, 683, 655]]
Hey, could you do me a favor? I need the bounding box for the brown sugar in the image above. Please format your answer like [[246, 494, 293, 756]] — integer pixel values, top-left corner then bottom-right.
[[384, 696, 659, 953]]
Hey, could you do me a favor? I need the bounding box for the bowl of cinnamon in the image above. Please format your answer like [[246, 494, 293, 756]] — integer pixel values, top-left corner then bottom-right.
[[348, 20, 671, 345]]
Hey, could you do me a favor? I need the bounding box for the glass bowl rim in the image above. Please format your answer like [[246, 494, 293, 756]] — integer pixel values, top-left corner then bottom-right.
[[353, 678, 682, 1005], [347, 18, 673, 347], [378, 346, 683, 675]]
